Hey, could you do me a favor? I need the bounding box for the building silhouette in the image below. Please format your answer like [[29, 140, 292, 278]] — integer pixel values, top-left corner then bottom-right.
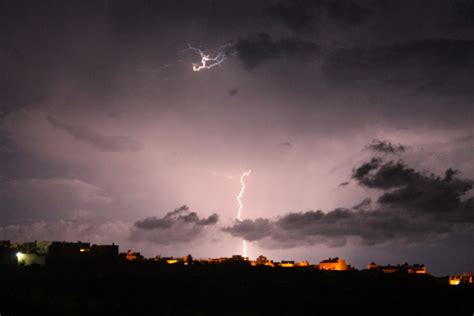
[[2, 238, 473, 290], [367, 262, 428, 274], [318, 257, 348, 271]]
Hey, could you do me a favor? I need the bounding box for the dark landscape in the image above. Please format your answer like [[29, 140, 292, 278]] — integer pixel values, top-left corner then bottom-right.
[[1, 263, 473, 316], [1, 239, 473, 316]]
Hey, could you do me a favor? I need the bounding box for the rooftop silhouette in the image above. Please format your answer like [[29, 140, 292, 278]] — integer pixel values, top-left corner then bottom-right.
[[1, 239, 473, 315]]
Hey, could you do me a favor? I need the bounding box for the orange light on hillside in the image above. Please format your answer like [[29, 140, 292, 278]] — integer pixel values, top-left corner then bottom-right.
[[449, 276, 461, 286]]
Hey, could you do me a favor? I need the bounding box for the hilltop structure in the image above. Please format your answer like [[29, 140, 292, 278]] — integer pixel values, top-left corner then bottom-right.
[[3, 239, 472, 288], [318, 257, 349, 271], [449, 273, 473, 286], [367, 262, 428, 274]]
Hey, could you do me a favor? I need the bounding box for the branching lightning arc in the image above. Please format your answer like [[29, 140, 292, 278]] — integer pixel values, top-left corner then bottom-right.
[[185, 44, 230, 72], [237, 170, 251, 257]]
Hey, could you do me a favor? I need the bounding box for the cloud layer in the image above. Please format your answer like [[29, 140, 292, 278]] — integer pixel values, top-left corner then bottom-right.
[[223, 150, 474, 248], [131, 205, 219, 245], [235, 32, 319, 70], [48, 116, 141, 152], [0, 178, 111, 222]]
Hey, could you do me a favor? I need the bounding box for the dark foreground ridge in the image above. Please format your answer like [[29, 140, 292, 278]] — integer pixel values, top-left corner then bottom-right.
[[1, 240, 473, 315], [1, 264, 473, 316]]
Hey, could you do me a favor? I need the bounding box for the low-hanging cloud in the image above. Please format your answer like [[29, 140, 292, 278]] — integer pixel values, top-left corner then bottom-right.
[[131, 205, 219, 245], [223, 147, 474, 249], [223, 206, 453, 249], [352, 158, 473, 214]]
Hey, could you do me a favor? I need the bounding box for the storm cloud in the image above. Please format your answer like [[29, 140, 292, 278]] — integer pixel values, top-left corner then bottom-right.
[[131, 205, 219, 244], [323, 39, 474, 98], [352, 158, 473, 214], [366, 139, 405, 154], [223, 152, 474, 248], [223, 206, 454, 249], [266, 0, 370, 32], [235, 32, 319, 70]]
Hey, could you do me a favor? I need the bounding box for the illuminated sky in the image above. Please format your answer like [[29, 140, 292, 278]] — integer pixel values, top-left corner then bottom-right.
[[1, 0, 474, 275]]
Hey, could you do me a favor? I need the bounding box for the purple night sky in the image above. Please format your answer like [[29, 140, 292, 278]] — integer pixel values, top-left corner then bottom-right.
[[1, 0, 474, 275]]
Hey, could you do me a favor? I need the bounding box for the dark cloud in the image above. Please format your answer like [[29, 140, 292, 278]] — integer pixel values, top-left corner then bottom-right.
[[351, 198, 371, 211], [324, 39, 474, 98], [235, 32, 319, 70], [47, 116, 141, 152], [266, 0, 370, 32], [223, 207, 455, 248], [267, 2, 315, 33], [451, 0, 474, 27], [351, 157, 383, 183], [366, 139, 405, 154], [378, 168, 472, 214], [322, 0, 370, 26], [278, 141, 292, 147], [222, 218, 273, 242], [223, 150, 474, 249], [228, 88, 239, 96], [135, 205, 219, 229], [352, 158, 473, 214], [131, 205, 219, 244]]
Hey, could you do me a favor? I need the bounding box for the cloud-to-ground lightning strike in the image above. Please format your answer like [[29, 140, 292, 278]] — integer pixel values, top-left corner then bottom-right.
[[237, 170, 251, 220], [236, 170, 251, 257], [185, 44, 229, 72]]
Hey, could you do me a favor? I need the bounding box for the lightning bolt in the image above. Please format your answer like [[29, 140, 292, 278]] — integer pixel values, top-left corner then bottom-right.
[[185, 44, 230, 72], [237, 170, 251, 220], [236, 169, 251, 257]]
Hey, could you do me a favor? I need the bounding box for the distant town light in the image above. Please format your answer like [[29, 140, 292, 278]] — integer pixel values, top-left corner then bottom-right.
[[449, 276, 462, 286], [280, 261, 295, 268], [16, 252, 25, 264]]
